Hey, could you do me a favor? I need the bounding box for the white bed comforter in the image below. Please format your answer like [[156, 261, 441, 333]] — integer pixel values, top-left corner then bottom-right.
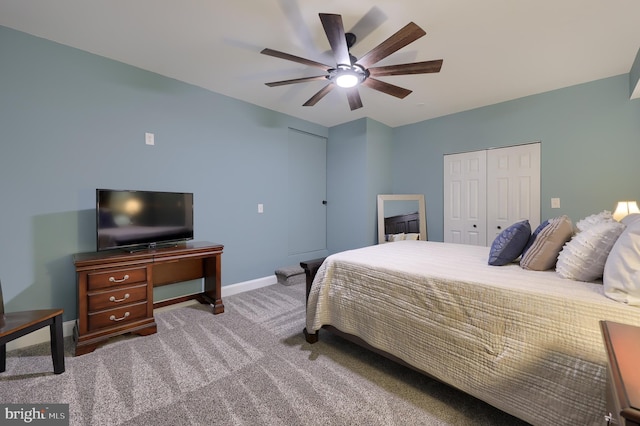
[[306, 240, 640, 425]]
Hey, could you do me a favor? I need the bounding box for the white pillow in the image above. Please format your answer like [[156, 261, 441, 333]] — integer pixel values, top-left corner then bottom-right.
[[575, 210, 613, 232], [603, 219, 640, 306], [404, 233, 420, 240], [556, 221, 625, 281], [388, 233, 405, 242], [621, 213, 640, 226]]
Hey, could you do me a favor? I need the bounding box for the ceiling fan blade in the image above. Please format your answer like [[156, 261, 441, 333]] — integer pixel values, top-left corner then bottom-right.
[[319, 13, 351, 65], [276, 0, 316, 53], [347, 6, 387, 46], [362, 78, 412, 99], [261, 48, 331, 70], [265, 75, 328, 87], [345, 88, 363, 110], [303, 83, 334, 106], [368, 59, 443, 77], [356, 22, 426, 68]]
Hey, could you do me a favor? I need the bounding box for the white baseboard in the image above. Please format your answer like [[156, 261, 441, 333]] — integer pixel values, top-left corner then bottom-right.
[[6, 274, 278, 352], [221, 274, 277, 297]]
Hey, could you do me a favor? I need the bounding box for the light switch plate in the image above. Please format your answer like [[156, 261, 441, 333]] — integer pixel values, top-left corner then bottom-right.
[[145, 132, 155, 146]]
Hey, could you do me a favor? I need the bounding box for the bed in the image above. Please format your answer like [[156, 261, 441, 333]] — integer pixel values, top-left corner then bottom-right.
[[302, 235, 640, 425]]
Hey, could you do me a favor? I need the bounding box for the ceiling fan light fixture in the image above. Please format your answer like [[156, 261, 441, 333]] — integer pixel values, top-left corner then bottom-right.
[[332, 64, 368, 88], [335, 72, 359, 88]]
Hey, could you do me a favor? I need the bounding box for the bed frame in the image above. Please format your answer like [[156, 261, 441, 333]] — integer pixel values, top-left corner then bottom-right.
[[384, 211, 420, 235]]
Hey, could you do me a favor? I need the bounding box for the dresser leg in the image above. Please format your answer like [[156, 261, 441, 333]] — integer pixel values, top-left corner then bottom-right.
[[74, 342, 100, 356]]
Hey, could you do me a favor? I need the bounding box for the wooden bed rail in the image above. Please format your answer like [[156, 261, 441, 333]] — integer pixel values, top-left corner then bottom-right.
[[300, 258, 326, 343]]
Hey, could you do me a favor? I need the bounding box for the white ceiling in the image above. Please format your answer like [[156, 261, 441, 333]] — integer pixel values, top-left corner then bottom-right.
[[2, 0, 640, 128]]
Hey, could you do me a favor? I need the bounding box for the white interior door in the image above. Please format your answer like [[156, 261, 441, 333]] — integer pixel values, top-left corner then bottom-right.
[[287, 129, 327, 255], [486, 143, 540, 241], [443, 150, 487, 245]]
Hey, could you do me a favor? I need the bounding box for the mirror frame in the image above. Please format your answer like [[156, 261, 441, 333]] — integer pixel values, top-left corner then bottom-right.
[[377, 194, 427, 244]]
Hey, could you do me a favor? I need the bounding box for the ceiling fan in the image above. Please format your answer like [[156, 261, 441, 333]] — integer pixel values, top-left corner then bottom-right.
[[261, 13, 443, 111]]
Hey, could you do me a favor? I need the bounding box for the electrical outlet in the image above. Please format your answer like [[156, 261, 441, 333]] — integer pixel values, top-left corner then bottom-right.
[[551, 198, 560, 209], [258, 203, 264, 213]]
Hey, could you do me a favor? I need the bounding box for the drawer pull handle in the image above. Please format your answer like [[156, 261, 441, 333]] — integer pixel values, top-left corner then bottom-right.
[[109, 312, 130, 322], [109, 293, 130, 303], [109, 274, 130, 283], [604, 412, 615, 425]]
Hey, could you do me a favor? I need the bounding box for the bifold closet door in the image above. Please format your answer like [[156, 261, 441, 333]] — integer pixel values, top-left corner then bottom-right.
[[443, 150, 487, 245], [444, 143, 540, 246], [486, 143, 541, 241]]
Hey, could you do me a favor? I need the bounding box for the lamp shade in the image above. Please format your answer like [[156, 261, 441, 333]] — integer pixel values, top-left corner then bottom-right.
[[613, 201, 640, 221]]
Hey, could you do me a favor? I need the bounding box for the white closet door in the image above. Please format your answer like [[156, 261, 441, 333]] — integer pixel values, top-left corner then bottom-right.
[[486, 143, 541, 241], [443, 143, 540, 246], [443, 150, 487, 245]]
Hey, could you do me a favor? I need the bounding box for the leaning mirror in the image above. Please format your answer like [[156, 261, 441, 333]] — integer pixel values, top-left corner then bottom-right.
[[377, 194, 427, 244]]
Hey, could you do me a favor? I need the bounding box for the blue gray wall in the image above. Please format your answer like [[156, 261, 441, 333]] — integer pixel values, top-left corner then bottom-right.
[[393, 75, 640, 242], [0, 26, 328, 319], [326, 118, 392, 253], [365, 119, 394, 243], [326, 119, 369, 253], [2, 24, 640, 320]]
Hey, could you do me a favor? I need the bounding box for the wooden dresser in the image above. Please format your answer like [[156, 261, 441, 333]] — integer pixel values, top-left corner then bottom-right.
[[74, 241, 223, 355], [601, 321, 640, 426]]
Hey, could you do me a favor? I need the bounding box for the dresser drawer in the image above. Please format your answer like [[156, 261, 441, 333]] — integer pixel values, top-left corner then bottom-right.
[[87, 266, 147, 290], [88, 284, 148, 312], [88, 301, 148, 331]]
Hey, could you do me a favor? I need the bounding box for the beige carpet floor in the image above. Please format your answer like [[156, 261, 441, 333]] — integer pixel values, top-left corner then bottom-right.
[[0, 282, 529, 425]]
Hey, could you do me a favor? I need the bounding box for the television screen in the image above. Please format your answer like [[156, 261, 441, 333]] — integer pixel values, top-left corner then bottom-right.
[[96, 189, 194, 251]]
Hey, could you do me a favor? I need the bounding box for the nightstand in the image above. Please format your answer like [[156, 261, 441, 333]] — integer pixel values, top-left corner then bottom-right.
[[601, 321, 640, 426]]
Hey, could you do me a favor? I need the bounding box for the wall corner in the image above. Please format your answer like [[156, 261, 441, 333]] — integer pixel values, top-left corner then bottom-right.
[[630, 47, 640, 99]]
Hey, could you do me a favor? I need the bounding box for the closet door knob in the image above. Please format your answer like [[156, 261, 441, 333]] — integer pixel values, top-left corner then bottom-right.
[[473, 224, 477, 228], [497, 226, 502, 230]]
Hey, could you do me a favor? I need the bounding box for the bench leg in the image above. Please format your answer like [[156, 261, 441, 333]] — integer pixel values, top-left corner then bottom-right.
[[50, 314, 65, 374], [0, 343, 5, 372]]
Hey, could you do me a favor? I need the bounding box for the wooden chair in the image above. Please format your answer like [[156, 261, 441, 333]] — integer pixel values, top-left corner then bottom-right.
[[0, 280, 65, 374]]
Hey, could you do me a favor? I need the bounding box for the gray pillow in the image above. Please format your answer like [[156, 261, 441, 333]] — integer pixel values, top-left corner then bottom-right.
[[522, 219, 549, 256], [520, 215, 573, 271]]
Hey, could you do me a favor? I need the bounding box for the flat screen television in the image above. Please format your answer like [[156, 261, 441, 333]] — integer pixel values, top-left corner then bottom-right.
[[96, 189, 194, 251]]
